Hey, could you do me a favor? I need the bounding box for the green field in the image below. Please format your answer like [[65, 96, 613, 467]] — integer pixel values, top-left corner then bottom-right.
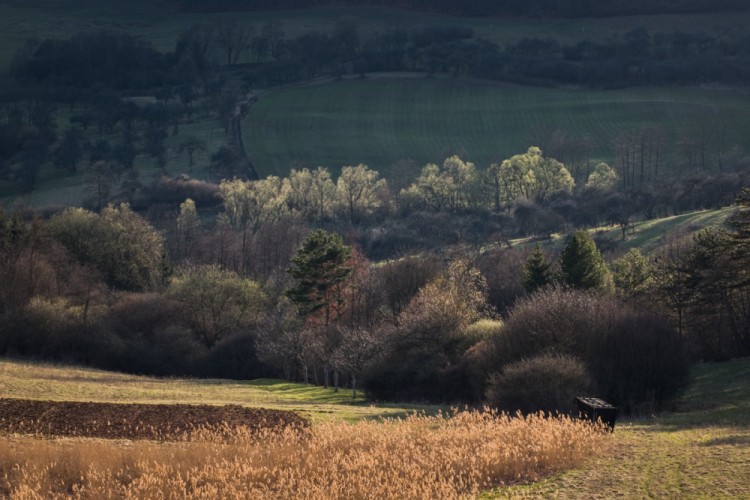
[[245, 77, 750, 178], [506, 206, 735, 256], [2, 1, 750, 70], [496, 358, 750, 498], [0, 359, 436, 423], [2, 356, 749, 497]]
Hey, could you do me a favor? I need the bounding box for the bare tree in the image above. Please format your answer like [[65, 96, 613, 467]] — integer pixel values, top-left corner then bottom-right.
[[214, 21, 252, 66]]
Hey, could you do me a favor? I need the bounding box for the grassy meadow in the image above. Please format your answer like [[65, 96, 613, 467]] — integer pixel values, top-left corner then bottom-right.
[[245, 78, 750, 178], [1, 357, 749, 497], [0, 359, 434, 423], [505, 205, 735, 255], [496, 358, 750, 498]]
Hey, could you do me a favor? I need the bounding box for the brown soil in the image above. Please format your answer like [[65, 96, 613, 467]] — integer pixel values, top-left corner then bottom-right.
[[0, 398, 308, 441]]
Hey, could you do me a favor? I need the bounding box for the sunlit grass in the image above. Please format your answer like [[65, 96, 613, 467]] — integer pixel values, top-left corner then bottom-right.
[[2, 356, 750, 497], [596, 206, 734, 252], [0, 359, 435, 422], [506, 206, 733, 256], [488, 357, 750, 498]]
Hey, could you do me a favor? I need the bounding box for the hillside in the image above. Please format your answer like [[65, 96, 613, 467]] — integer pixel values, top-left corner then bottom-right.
[[506, 206, 735, 256], [244, 77, 750, 178]]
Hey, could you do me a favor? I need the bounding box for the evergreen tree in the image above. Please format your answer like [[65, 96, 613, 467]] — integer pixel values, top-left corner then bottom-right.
[[560, 230, 612, 291], [522, 244, 554, 293], [612, 248, 652, 297], [286, 230, 353, 326]]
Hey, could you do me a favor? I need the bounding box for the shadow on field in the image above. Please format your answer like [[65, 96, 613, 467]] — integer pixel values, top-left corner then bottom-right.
[[699, 434, 750, 446]]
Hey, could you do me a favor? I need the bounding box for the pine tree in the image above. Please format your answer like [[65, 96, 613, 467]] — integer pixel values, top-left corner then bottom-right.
[[560, 230, 612, 291], [522, 244, 554, 293], [286, 229, 353, 326]]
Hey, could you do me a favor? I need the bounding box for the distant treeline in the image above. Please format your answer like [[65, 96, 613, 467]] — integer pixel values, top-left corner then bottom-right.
[[173, 0, 750, 17]]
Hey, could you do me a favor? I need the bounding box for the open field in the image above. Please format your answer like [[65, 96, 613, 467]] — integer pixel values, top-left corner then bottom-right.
[[0, 359, 433, 422], [2, 1, 750, 69], [507, 206, 735, 255], [0, 398, 307, 440], [9, 76, 750, 208], [593, 205, 735, 252], [493, 358, 750, 498], [245, 77, 750, 178], [1, 356, 749, 497]]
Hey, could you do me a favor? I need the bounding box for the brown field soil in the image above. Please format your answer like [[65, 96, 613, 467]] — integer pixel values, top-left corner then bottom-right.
[[0, 398, 308, 441]]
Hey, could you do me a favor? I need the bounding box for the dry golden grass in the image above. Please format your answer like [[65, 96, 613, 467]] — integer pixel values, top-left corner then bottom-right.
[[0, 410, 606, 499]]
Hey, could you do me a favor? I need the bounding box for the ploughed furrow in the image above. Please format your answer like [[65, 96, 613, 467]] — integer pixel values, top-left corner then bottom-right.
[[0, 398, 308, 441]]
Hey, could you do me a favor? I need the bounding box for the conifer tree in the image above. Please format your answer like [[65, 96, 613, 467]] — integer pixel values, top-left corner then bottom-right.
[[286, 229, 353, 326], [560, 230, 612, 291], [522, 244, 554, 293]]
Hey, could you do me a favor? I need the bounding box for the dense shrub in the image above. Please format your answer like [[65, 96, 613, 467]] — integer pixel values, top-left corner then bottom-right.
[[7, 297, 124, 368], [107, 293, 181, 339], [485, 288, 689, 413], [197, 333, 273, 380], [140, 177, 220, 210], [485, 354, 592, 414]]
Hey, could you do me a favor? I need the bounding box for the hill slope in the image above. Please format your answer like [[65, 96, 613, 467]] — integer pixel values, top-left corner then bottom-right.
[[245, 77, 750, 178]]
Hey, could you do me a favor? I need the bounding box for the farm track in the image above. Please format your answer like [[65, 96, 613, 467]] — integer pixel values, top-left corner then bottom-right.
[[0, 398, 308, 441]]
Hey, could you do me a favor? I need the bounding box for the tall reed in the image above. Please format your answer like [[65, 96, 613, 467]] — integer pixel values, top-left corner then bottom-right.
[[1, 410, 607, 499]]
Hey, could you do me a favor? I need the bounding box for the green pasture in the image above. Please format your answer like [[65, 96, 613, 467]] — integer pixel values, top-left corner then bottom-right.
[[594, 206, 735, 253], [2, 0, 750, 69], [493, 357, 750, 498], [245, 77, 750, 178], [0, 359, 436, 423], [507, 206, 734, 256]]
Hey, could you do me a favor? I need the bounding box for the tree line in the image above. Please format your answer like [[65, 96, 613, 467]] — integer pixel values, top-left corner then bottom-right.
[[174, 0, 750, 18]]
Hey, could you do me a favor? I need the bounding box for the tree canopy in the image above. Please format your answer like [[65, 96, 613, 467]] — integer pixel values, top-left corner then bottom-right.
[[286, 229, 353, 326], [559, 229, 612, 291]]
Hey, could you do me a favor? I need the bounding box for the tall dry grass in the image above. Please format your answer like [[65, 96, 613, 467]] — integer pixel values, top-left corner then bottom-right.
[[0, 410, 607, 499]]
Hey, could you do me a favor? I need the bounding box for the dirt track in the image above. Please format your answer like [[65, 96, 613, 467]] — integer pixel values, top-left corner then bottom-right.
[[0, 398, 308, 441]]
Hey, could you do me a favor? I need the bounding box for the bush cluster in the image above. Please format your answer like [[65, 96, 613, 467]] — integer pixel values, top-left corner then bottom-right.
[[484, 288, 690, 413]]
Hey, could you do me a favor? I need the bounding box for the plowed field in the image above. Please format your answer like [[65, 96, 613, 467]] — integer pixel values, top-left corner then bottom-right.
[[0, 398, 307, 441]]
